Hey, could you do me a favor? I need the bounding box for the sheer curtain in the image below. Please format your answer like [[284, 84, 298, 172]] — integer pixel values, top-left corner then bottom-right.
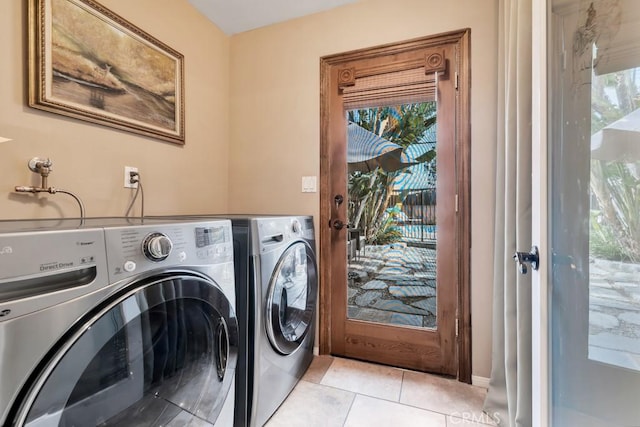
[[483, 0, 533, 425]]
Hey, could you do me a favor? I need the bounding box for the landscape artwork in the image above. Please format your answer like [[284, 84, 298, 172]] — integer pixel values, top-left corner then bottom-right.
[[29, 0, 185, 144]]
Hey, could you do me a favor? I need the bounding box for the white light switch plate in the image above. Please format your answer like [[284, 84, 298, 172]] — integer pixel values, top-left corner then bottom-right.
[[301, 176, 317, 193]]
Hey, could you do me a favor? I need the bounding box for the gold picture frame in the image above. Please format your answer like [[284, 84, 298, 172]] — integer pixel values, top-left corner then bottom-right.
[[29, 0, 185, 144]]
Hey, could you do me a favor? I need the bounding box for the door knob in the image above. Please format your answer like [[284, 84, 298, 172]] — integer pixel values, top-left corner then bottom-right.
[[332, 219, 346, 230], [513, 246, 540, 274]]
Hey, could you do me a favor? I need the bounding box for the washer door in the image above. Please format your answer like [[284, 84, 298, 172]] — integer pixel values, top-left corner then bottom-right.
[[265, 242, 317, 355], [14, 274, 238, 427]]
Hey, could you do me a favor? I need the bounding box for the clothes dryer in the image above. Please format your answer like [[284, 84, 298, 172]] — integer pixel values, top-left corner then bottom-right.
[[230, 215, 317, 427], [0, 218, 238, 427]]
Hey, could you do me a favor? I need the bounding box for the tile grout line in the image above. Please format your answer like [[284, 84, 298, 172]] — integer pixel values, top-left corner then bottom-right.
[[399, 369, 406, 403], [318, 356, 335, 384], [319, 360, 437, 413], [349, 386, 490, 424], [303, 380, 495, 427], [400, 368, 495, 424], [316, 357, 495, 426], [317, 380, 459, 424], [341, 391, 358, 427], [297, 379, 495, 426]]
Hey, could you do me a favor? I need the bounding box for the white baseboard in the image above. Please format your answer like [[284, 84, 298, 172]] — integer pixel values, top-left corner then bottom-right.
[[472, 375, 490, 389], [313, 346, 319, 356]]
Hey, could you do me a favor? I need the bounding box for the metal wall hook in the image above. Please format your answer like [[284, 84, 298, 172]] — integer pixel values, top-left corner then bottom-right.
[[513, 246, 540, 275]]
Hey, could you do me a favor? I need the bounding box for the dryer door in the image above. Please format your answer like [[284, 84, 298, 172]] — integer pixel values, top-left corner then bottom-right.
[[12, 274, 238, 427], [265, 242, 317, 355]]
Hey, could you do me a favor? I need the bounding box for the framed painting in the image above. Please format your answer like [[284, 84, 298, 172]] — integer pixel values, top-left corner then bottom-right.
[[29, 0, 185, 144]]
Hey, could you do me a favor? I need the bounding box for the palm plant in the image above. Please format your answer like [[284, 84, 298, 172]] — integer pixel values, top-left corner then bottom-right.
[[589, 67, 640, 261], [347, 103, 436, 244], [590, 161, 640, 262]]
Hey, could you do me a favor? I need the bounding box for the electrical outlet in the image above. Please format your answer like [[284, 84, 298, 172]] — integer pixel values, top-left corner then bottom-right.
[[124, 166, 139, 189]]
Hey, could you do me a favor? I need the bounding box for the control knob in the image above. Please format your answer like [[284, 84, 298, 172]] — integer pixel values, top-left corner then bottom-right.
[[142, 232, 173, 261]]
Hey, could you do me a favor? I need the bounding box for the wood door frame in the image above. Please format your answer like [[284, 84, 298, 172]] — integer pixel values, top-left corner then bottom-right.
[[318, 29, 472, 382]]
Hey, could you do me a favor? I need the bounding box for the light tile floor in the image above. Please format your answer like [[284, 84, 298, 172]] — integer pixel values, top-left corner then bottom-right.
[[265, 356, 498, 427]]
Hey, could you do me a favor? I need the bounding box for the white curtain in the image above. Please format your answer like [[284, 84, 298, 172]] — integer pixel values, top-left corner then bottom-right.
[[484, 0, 533, 426]]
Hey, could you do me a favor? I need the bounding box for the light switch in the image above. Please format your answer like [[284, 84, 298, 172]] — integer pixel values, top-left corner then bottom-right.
[[301, 176, 317, 193]]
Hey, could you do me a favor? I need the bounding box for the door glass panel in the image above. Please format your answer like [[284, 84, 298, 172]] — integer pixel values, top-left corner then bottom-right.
[[589, 66, 640, 371], [550, 0, 640, 424], [22, 278, 237, 427], [346, 103, 438, 329], [266, 242, 316, 354]]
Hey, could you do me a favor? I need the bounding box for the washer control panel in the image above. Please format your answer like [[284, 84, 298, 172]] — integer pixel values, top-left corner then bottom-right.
[[105, 220, 233, 281]]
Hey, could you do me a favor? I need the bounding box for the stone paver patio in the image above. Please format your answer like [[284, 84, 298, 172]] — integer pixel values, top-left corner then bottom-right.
[[348, 242, 437, 328], [589, 258, 640, 371], [348, 244, 640, 364]]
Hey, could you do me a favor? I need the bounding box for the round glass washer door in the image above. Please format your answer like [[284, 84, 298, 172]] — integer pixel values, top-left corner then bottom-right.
[[265, 242, 317, 355], [14, 274, 238, 427]]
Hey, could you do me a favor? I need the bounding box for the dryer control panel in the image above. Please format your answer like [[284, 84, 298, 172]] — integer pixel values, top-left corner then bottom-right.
[[254, 216, 315, 255], [104, 220, 233, 282]]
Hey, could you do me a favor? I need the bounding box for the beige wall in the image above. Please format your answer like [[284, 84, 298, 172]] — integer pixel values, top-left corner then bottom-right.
[[0, 0, 498, 379], [228, 0, 498, 378], [0, 0, 230, 219]]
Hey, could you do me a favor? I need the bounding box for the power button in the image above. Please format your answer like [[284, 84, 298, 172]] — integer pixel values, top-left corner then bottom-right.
[[123, 260, 136, 272]]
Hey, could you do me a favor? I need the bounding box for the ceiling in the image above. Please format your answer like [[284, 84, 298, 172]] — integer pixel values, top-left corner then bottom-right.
[[187, 0, 359, 35]]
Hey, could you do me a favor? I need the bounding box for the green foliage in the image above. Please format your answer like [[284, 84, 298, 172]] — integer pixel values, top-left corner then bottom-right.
[[592, 73, 620, 133], [371, 211, 403, 245], [348, 104, 437, 148], [590, 161, 640, 262], [589, 68, 640, 262], [347, 103, 437, 243], [589, 210, 631, 261]]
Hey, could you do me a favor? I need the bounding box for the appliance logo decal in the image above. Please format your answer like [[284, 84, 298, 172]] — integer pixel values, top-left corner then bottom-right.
[[40, 261, 74, 272], [0, 246, 13, 255]]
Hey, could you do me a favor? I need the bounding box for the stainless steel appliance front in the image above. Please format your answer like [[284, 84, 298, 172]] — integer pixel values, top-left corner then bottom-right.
[[0, 218, 237, 426]]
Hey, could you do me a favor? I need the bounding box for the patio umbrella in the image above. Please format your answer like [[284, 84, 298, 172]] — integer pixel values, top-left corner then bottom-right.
[[392, 143, 436, 191], [393, 163, 435, 192], [591, 108, 640, 161], [347, 122, 417, 172]]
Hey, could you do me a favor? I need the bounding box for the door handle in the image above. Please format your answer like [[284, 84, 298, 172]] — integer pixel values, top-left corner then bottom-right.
[[331, 195, 346, 230], [331, 219, 346, 230], [513, 246, 540, 274]]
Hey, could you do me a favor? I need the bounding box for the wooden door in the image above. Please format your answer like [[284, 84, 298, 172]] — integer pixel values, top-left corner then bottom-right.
[[319, 30, 471, 380]]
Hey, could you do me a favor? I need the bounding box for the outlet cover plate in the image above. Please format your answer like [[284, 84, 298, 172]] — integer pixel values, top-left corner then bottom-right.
[[124, 166, 139, 189]]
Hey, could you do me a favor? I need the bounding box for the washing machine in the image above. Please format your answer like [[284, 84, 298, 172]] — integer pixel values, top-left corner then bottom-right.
[[229, 215, 317, 427], [0, 217, 238, 427]]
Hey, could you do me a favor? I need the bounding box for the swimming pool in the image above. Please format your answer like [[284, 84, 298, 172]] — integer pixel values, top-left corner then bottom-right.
[[397, 224, 436, 241]]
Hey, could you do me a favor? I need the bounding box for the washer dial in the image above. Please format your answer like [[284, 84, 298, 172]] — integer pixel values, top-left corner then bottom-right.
[[142, 232, 173, 261]]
